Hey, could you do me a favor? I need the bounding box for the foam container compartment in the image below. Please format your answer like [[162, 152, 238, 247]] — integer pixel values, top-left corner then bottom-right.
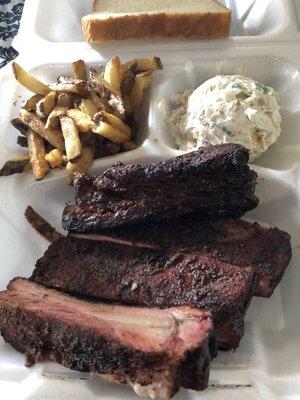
[[34, 0, 288, 40], [14, 0, 300, 49], [0, 1, 300, 399]]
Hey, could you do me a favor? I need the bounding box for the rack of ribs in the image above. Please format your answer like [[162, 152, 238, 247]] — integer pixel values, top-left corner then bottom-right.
[[62, 144, 258, 231], [77, 215, 291, 298], [31, 216, 291, 350], [31, 236, 255, 350]]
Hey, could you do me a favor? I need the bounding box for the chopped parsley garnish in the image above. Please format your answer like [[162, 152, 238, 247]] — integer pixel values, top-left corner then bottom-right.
[[232, 82, 245, 90], [255, 81, 269, 94], [221, 126, 232, 135]]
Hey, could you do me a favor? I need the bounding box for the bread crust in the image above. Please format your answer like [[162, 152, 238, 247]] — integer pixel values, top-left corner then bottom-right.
[[82, 12, 231, 43]]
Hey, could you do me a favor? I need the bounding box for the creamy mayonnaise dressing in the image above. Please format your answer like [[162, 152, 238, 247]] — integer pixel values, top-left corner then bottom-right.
[[167, 75, 281, 161]]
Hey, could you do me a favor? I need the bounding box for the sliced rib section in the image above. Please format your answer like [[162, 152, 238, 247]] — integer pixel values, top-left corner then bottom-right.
[[0, 278, 215, 399], [72, 215, 291, 298], [32, 236, 255, 350]]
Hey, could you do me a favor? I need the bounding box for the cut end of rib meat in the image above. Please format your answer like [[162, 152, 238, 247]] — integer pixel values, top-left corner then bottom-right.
[[31, 236, 255, 350], [62, 144, 259, 231], [0, 278, 215, 399]]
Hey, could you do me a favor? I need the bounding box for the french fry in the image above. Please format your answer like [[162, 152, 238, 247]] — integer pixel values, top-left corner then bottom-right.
[[123, 95, 134, 116], [49, 80, 88, 96], [20, 109, 65, 151], [80, 131, 97, 147], [57, 75, 72, 84], [35, 106, 46, 119], [57, 93, 73, 108], [26, 129, 49, 180], [45, 107, 68, 130], [124, 57, 163, 72], [89, 68, 125, 119], [121, 62, 136, 118], [93, 138, 121, 159], [94, 111, 131, 136], [66, 146, 94, 185], [89, 67, 104, 84], [0, 153, 30, 177], [45, 149, 64, 168], [130, 71, 152, 112], [36, 91, 56, 118], [17, 135, 28, 148], [67, 109, 94, 133], [60, 116, 82, 161], [79, 99, 97, 117], [10, 118, 28, 135], [25, 206, 63, 243], [122, 141, 137, 151], [93, 121, 130, 144], [73, 98, 81, 109], [121, 61, 137, 95], [6, 56, 163, 182], [23, 162, 32, 172], [104, 56, 123, 91], [44, 92, 57, 114], [72, 60, 87, 80], [12, 62, 50, 95], [89, 90, 111, 113], [122, 59, 137, 73], [23, 94, 44, 111]]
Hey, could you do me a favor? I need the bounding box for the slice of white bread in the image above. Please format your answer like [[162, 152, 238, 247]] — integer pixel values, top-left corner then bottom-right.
[[82, 0, 231, 43]]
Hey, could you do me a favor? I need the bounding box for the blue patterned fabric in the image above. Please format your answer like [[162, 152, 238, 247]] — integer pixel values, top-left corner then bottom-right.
[[0, 0, 24, 68]]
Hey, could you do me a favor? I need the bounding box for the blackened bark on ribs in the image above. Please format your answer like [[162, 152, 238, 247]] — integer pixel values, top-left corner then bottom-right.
[[31, 236, 256, 350], [62, 144, 258, 231], [0, 278, 215, 399], [73, 215, 291, 298]]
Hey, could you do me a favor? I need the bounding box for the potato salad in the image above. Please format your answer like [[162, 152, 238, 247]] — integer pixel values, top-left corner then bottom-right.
[[168, 75, 281, 161]]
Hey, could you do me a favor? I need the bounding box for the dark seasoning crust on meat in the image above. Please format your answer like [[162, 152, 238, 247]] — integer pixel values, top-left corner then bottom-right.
[[62, 144, 259, 231], [0, 143, 292, 399], [31, 236, 255, 350], [87, 215, 292, 298], [31, 213, 291, 350], [0, 278, 215, 398]]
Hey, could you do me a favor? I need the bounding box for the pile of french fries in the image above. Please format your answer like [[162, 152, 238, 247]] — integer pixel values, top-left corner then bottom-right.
[[0, 56, 163, 184]]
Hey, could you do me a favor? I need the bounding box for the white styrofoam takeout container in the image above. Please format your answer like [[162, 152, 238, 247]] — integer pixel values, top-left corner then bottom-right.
[[0, 0, 300, 399]]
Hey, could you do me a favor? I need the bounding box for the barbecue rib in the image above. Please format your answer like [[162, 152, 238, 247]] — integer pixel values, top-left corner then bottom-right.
[[32, 236, 255, 350], [70, 215, 291, 298], [0, 278, 215, 399], [62, 144, 258, 231]]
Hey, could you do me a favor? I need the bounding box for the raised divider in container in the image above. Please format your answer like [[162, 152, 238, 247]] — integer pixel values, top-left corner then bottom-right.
[[1, 46, 300, 176]]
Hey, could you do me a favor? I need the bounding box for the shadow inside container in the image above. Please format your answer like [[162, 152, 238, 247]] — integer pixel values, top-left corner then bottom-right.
[[88, 375, 145, 400], [246, 173, 298, 233], [249, 250, 300, 377], [254, 109, 300, 171]]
